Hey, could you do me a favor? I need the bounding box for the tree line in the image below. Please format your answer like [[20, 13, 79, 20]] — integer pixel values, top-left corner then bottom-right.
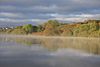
[[1, 20, 100, 37]]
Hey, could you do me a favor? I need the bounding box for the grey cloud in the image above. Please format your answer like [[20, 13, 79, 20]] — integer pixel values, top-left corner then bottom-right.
[[0, 12, 26, 18], [0, 0, 100, 14], [0, 18, 46, 23], [0, 0, 100, 26]]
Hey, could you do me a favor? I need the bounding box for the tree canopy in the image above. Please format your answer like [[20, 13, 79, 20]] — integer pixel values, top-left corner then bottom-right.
[[22, 24, 33, 33]]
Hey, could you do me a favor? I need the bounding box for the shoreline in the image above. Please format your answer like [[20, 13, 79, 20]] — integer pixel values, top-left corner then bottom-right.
[[0, 34, 100, 40]]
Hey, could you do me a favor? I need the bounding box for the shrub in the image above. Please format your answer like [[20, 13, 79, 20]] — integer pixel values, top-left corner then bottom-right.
[[11, 29, 27, 35]]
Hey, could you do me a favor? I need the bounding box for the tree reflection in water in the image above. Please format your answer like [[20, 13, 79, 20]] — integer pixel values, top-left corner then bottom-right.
[[0, 36, 100, 55]]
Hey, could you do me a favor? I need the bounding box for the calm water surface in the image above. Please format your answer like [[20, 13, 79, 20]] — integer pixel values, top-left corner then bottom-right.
[[0, 35, 100, 67]]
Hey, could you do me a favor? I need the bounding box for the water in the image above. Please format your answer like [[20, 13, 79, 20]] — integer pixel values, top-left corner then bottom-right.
[[0, 35, 100, 67]]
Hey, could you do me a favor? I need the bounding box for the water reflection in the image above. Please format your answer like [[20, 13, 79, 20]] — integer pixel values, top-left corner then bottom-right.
[[0, 35, 100, 67], [0, 36, 100, 55]]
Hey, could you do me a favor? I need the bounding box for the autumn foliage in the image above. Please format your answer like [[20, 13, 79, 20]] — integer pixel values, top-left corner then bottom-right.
[[1, 20, 100, 37]]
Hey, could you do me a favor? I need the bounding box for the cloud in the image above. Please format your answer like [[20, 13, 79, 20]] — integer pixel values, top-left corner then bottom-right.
[[0, 12, 25, 18], [51, 17, 88, 22], [0, 18, 46, 25], [0, 0, 100, 26], [49, 13, 100, 22], [0, 5, 16, 10], [0, 13, 100, 25], [0, 0, 100, 14], [0, 0, 100, 13]]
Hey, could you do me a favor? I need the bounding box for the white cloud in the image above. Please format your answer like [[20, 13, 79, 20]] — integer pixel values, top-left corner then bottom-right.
[[28, 5, 59, 11], [44, 13, 100, 18], [73, 14, 100, 18], [50, 14, 100, 22], [73, 14, 93, 17], [51, 17, 87, 22], [47, 13, 65, 17], [0, 18, 46, 23], [0, 13, 100, 24], [0, 12, 25, 18]]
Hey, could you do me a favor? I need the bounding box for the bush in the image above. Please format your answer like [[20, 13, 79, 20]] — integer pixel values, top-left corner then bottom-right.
[[43, 29, 59, 36], [11, 29, 27, 35], [89, 30, 100, 37], [61, 30, 73, 36], [22, 24, 33, 33]]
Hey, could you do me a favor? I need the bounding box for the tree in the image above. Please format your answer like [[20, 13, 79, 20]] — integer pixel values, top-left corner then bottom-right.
[[43, 20, 61, 36], [37, 25, 44, 32], [22, 24, 33, 33], [43, 20, 60, 30], [58, 25, 74, 36], [73, 24, 89, 36], [16, 26, 23, 29], [89, 30, 100, 37], [32, 26, 38, 32]]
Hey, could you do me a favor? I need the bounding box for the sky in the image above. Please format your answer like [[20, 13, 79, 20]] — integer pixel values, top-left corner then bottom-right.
[[0, 0, 100, 26]]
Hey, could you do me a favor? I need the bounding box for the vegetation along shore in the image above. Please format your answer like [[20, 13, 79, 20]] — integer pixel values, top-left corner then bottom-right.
[[0, 19, 100, 37]]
